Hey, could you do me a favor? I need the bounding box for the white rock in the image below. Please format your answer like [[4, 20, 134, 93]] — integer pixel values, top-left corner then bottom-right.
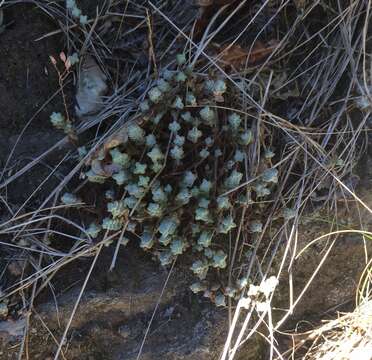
[[75, 56, 108, 117]]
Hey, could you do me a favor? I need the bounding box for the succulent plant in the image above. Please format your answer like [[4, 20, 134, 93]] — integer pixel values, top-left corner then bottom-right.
[[173, 135, 185, 147], [215, 293, 226, 307], [157, 79, 171, 92], [71, 58, 283, 307], [152, 186, 167, 203], [112, 170, 129, 185], [199, 179, 212, 194], [190, 282, 207, 294], [110, 148, 130, 167], [218, 215, 236, 234], [250, 221, 263, 233], [145, 134, 156, 147], [199, 148, 210, 159], [159, 251, 173, 266], [190, 259, 209, 279], [67, 52, 79, 66], [195, 207, 211, 223], [211, 250, 227, 269], [85, 223, 101, 238], [224, 170, 243, 189], [217, 196, 231, 210], [234, 150, 245, 162], [124, 196, 137, 209], [198, 198, 210, 208], [158, 217, 178, 238], [86, 169, 106, 184], [239, 130, 253, 145], [140, 232, 154, 249], [181, 111, 193, 123], [170, 145, 184, 161], [228, 112, 241, 130], [197, 231, 213, 248], [107, 200, 127, 218], [125, 183, 145, 198], [133, 162, 147, 175], [170, 238, 186, 255], [172, 96, 184, 110], [176, 53, 186, 65], [61, 192, 81, 206], [140, 100, 150, 113], [262, 168, 278, 183], [186, 93, 197, 106], [212, 79, 227, 96], [253, 183, 271, 197], [175, 189, 191, 205], [187, 127, 202, 143], [264, 149, 275, 159], [148, 87, 163, 103], [105, 190, 115, 200], [138, 176, 150, 188], [200, 106, 215, 126], [128, 123, 145, 143], [102, 217, 123, 231], [147, 146, 164, 163], [147, 202, 163, 217], [175, 71, 187, 82]]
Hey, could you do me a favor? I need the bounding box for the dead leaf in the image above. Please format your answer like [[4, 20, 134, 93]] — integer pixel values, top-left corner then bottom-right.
[[219, 40, 279, 68], [59, 52, 67, 63], [86, 118, 146, 166], [49, 55, 57, 66]]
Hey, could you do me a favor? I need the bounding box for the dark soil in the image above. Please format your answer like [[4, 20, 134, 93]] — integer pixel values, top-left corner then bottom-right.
[[0, 4, 63, 136]]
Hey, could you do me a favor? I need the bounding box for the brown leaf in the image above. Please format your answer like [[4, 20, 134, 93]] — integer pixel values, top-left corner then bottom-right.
[[219, 40, 279, 68], [104, 126, 129, 150], [86, 119, 145, 166]]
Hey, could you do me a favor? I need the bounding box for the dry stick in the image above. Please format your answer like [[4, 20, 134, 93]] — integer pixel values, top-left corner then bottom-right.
[[220, 299, 253, 360], [35, 12, 145, 42], [53, 243, 103, 360], [272, 227, 372, 330], [148, 1, 267, 115], [1, 236, 100, 301], [13, 153, 70, 219], [146, 9, 158, 77], [191, 3, 235, 67], [136, 259, 176, 360], [33, 311, 68, 360], [227, 14, 368, 360], [17, 254, 45, 360]]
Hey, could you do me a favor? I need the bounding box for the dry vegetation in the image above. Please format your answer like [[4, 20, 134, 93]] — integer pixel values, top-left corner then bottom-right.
[[0, 0, 372, 359]]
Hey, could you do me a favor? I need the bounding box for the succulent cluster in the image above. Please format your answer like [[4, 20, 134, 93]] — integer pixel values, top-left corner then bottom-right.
[[50, 112, 77, 139], [75, 55, 279, 305], [66, 0, 89, 25]]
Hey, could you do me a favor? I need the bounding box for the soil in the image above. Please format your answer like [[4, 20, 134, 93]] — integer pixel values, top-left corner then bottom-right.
[[0, 4, 63, 136], [0, 3, 71, 206]]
